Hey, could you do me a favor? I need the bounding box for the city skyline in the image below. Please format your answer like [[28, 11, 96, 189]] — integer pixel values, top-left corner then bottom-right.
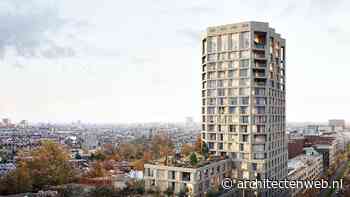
[[1, 0, 350, 123]]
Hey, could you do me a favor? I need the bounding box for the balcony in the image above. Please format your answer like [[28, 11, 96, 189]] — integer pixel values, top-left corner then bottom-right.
[[254, 32, 266, 50], [254, 43, 265, 49], [254, 72, 266, 78], [255, 63, 266, 69], [254, 52, 266, 59], [254, 81, 266, 87]]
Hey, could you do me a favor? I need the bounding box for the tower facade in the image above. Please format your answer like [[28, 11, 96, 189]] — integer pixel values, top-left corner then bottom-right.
[[201, 22, 287, 182]]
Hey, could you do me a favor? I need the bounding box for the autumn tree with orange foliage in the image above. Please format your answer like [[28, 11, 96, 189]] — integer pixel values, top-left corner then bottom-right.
[[0, 141, 76, 195], [87, 161, 106, 178], [194, 135, 202, 153], [181, 144, 195, 156]]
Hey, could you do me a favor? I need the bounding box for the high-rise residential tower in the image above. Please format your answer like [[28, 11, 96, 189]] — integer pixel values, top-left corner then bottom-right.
[[201, 21, 287, 185]]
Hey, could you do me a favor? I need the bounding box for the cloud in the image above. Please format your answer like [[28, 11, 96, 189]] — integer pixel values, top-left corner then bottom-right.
[[0, 0, 80, 60]]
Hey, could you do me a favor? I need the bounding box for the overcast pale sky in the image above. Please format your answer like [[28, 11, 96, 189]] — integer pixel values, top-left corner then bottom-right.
[[0, 0, 349, 123]]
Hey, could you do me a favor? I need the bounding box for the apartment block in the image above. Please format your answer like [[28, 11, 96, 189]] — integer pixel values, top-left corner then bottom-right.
[[287, 148, 323, 196], [201, 21, 287, 186], [144, 158, 232, 197]]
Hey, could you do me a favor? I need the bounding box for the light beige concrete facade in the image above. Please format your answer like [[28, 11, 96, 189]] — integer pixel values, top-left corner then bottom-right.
[[287, 151, 323, 196], [201, 22, 287, 186], [144, 159, 232, 197]]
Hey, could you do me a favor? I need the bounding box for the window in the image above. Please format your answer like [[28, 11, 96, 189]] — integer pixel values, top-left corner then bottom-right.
[[240, 144, 244, 151], [229, 97, 237, 105], [207, 72, 215, 79], [207, 80, 216, 88], [208, 98, 216, 105], [217, 80, 224, 87], [207, 107, 215, 114], [240, 51, 250, 59], [218, 98, 225, 105], [221, 35, 229, 51], [229, 106, 236, 114], [182, 172, 191, 181], [240, 125, 248, 132], [255, 97, 266, 105], [240, 96, 249, 105], [240, 32, 250, 49], [228, 88, 238, 96], [252, 163, 257, 171], [240, 69, 249, 78], [231, 33, 239, 50], [208, 54, 216, 61], [242, 135, 248, 142], [218, 143, 223, 150], [230, 52, 239, 59], [229, 61, 239, 70], [207, 63, 216, 71], [240, 116, 249, 124], [217, 89, 225, 96], [239, 88, 249, 95], [228, 70, 238, 78], [208, 37, 217, 52], [239, 79, 249, 86], [169, 171, 176, 180], [218, 53, 227, 60], [240, 106, 248, 114], [240, 59, 249, 68], [255, 88, 265, 96], [229, 125, 236, 132], [207, 89, 216, 97]]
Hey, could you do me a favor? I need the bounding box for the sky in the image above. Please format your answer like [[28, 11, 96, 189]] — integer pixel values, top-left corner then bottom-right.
[[0, 0, 350, 124]]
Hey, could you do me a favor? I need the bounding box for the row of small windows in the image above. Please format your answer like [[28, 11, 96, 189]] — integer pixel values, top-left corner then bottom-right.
[[203, 60, 250, 72], [202, 69, 250, 80], [203, 32, 250, 54]]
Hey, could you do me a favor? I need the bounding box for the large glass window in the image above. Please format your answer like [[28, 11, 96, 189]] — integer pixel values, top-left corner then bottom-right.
[[240, 32, 250, 49], [240, 59, 250, 68], [208, 36, 217, 53], [240, 96, 249, 105], [229, 97, 238, 105], [228, 70, 238, 78], [240, 69, 249, 78], [221, 35, 229, 51], [240, 51, 250, 59], [231, 33, 239, 50], [208, 54, 216, 61]]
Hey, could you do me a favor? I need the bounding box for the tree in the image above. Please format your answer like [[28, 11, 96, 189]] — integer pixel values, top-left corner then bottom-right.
[[132, 159, 145, 171], [87, 161, 106, 178], [91, 150, 107, 161], [0, 141, 74, 195], [28, 141, 76, 189], [150, 134, 174, 159], [0, 161, 32, 195], [181, 144, 194, 156], [88, 186, 114, 197], [194, 135, 202, 153], [190, 152, 198, 166]]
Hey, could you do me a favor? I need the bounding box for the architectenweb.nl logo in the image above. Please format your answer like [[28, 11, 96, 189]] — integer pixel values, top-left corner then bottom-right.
[[221, 178, 343, 190]]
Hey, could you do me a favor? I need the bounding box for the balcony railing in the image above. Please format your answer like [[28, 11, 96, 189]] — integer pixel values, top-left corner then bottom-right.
[[254, 43, 265, 49], [254, 53, 266, 59], [255, 72, 266, 78]]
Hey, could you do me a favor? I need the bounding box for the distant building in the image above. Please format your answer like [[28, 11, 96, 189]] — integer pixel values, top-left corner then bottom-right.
[[288, 135, 337, 172], [287, 149, 323, 197], [328, 119, 346, 131], [81, 133, 98, 150]]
